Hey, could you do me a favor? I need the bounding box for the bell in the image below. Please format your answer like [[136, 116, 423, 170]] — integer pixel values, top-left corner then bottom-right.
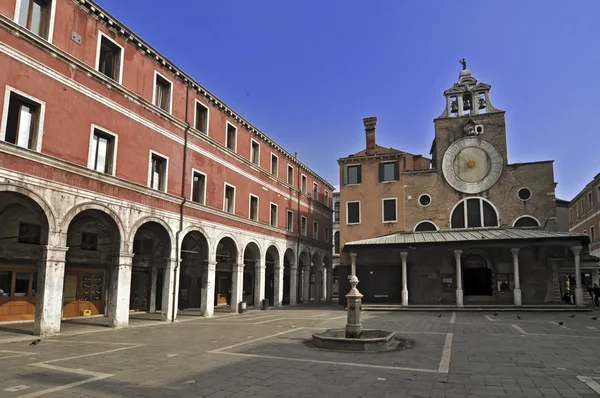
[[463, 99, 471, 111], [450, 101, 458, 113], [478, 97, 487, 110]]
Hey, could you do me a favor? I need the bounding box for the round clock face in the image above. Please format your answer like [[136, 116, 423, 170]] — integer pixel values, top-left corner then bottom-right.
[[442, 137, 503, 194]]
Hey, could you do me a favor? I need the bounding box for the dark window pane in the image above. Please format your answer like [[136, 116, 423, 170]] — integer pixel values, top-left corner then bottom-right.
[[18, 222, 41, 244], [383, 199, 396, 222], [466, 199, 482, 227], [0, 271, 12, 296], [14, 272, 30, 296], [81, 232, 98, 251], [334, 202, 340, 222], [415, 222, 437, 232], [348, 166, 360, 184], [482, 201, 498, 227], [382, 163, 395, 182], [514, 216, 538, 228], [348, 202, 360, 224], [451, 202, 465, 229]]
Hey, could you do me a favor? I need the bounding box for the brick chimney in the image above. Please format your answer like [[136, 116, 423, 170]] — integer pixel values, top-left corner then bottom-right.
[[364, 116, 377, 155]]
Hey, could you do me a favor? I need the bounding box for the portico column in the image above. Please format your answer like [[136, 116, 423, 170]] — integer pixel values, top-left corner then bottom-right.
[[321, 268, 327, 301], [254, 261, 265, 308], [302, 265, 311, 303], [511, 248, 522, 307], [289, 265, 298, 305], [149, 265, 157, 313], [230, 263, 244, 313], [107, 252, 134, 328], [274, 265, 284, 307], [161, 258, 180, 322], [201, 261, 216, 317], [401, 252, 409, 307], [350, 252, 357, 277], [326, 266, 333, 303], [315, 266, 322, 304], [572, 246, 583, 307], [454, 250, 464, 308], [34, 245, 68, 337]]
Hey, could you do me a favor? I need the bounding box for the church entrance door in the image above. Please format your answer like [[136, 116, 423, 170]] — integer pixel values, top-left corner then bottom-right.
[[463, 254, 492, 296]]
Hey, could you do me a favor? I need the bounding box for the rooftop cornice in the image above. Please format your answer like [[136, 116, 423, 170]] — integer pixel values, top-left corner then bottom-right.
[[72, 0, 334, 191]]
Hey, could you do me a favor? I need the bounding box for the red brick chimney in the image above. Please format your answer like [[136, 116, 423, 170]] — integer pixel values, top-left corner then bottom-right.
[[364, 116, 377, 155]]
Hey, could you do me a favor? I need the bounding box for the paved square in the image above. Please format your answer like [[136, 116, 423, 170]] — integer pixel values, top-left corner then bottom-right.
[[2, 309, 600, 397]]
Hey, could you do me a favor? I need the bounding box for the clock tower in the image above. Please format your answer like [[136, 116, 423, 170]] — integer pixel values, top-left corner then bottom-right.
[[432, 64, 508, 194]]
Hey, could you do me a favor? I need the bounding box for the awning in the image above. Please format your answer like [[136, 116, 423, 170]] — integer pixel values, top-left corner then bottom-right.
[[344, 228, 590, 250]]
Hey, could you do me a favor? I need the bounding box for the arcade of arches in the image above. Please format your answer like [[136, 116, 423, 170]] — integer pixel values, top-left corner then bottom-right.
[[0, 191, 331, 336]]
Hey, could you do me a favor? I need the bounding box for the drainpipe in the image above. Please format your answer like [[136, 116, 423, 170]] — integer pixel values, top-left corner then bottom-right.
[[173, 83, 191, 322]]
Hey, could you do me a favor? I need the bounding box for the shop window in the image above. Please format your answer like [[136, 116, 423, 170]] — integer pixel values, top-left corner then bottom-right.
[[224, 184, 235, 214], [271, 154, 278, 177], [0, 271, 12, 296], [97, 33, 122, 83], [226, 123, 237, 152], [270, 203, 278, 227], [334, 202, 340, 222], [14, 272, 30, 297], [150, 152, 168, 191], [382, 198, 397, 223], [90, 128, 116, 174], [80, 274, 103, 301], [301, 216, 307, 236], [497, 274, 514, 292], [18, 222, 41, 245], [133, 238, 153, 255], [18, 0, 51, 39], [379, 161, 399, 182], [250, 140, 260, 165], [451, 198, 498, 229], [286, 210, 293, 232], [191, 171, 206, 204], [344, 165, 361, 185], [334, 231, 340, 254], [287, 165, 294, 185], [81, 232, 98, 251], [153, 72, 172, 113], [249, 195, 259, 221], [195, 100, 209, 135], [4, 91, 42, 150], [347, 201, 360, 225]]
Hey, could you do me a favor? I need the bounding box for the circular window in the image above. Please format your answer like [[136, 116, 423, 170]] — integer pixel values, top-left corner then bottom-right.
[[518, 188, 532, 201], [418, 194, 431, 207]]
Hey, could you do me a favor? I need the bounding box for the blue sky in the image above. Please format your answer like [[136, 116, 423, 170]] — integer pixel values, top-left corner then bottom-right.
[[96, 0, 600, 200]]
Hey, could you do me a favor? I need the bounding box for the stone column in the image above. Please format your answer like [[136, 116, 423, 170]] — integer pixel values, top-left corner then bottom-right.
[[161, 258, 180, 322], [274, 265, 284, 307], [107, 252, 134, 328], [314, 266, 322, 304], [572, 246, 583, 307], [302, 265, 311, 303], [34, 245, 68, 337], [511, 248, 522, 307], [201, 261, 216, 317], [289, 265, 298, 305], [254, 261, 265, 308], [230, 263, 244, 313], [401, 252, 409, 307], [454, 250, 464, 307], [149, 265, 157, 313], [350, 252, 357, 276], [326, 266, 333, 303]]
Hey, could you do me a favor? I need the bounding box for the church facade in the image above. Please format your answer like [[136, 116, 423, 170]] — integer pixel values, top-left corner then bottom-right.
[[338, 66, 596, 307]]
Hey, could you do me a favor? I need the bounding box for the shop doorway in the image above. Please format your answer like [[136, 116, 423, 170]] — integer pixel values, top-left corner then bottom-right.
[[463, 254, 492, 296], [130, 271, 149, 311]]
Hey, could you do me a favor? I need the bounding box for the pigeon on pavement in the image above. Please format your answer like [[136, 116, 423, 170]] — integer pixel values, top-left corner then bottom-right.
[[437, 313, 442, 318], [558, 321, 564, 326], [29, 339, 41, 346]]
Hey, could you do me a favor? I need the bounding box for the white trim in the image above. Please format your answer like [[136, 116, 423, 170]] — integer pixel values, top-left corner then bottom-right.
[[286, 210, 294, 232], [381, 197, 398, 223], [270, 153, 279, 177], [223, 183, 236, 214], [0, 42, 334, 217], [313, 221, 318, 240], [449, 197, 500, 229], [250, 139, 260, 166], [225, 121, 237, 152], [301, 216, 307, 236], [95, 31, 124, 84], [152, 70, 173, 114], [193, 98, 210, 136], [87, 124, 118, 176], [269, 202, 278, 227], [413, 220, 440, 232], [14, 0, 57, 43], [301, 174, 307, 193], [287, 164, 294, 186], [148, 150, 169, 192], [512, 215, 540, 228], [346, 200, 361, 225], [0, 85, 45, 153], [517, 187, 532, 202], [190, 168, 207, 205], [418, 193, 432, 208], [249, 194, 259, 221]]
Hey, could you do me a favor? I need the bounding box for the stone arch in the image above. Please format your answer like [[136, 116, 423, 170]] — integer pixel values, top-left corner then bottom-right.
[[414, 220, 439, 232], [178, 225, 212, 255], [61, 202, 126, 252], [242, 239, 263, 261], [215, 235, 241, 308], [265, 245, 280, 306], [298, 250, 310, 267], [513, 215, 540, 228], [214, 233, 240, 261], [179, 230, 210, 311], [284, 246, 296, 267], [0, 184, 57, 234], [128, 216, 175, 256]]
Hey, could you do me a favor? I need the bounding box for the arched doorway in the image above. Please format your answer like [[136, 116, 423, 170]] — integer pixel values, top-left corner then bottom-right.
[[283, 248, 295, 305], [462, 254, 492, 296], [64, 209, 121, 317], [310, 252, 321, 302], [243, 242, 260, 306], [265, 245, 279, 306], [0, 192, 50, 321], [216, 237, 238, 308], [179, 231, 209, 312], [131, 221, 171, 313]]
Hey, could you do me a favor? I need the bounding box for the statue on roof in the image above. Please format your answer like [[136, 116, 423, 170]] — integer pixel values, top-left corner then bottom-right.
[[460, 58, 467, 70]]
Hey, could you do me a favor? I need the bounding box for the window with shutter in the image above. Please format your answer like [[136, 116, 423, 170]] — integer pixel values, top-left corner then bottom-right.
[[346, 165, 361, 185], [380, 162, 397, 182]]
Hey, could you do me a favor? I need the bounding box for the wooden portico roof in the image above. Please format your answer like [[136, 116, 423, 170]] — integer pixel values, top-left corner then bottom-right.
[[343, 228, 590, 250]]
